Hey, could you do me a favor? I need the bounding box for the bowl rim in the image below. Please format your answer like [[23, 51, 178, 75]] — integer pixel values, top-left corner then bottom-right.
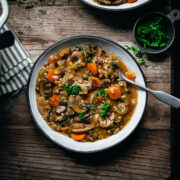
[[27, 34, 148, 153], [133, 11, 175, 55], [80, 0, 152, 11]]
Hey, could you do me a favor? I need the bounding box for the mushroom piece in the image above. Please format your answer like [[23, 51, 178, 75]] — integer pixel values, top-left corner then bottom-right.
[[112, 0, 123, 5], [71, 125, 94, 134], [39, 80, 53, 97], [66, 105, 75, 117], [72, 104, 88, 114], [92, 46, 102, 58], [116, 103, 129, 115], [71, 51, 84, 66], [99, 113, 116, 128], [56, 105, 66, 114], [37, 97, 51, 116], [47, 109, 57, 122]]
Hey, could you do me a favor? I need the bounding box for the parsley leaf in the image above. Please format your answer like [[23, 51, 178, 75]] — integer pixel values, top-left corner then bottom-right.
[[18, 30, 23, 34], [38, 9, 47, 15], [87, 57, 93, 63], [64, 83, 82, 95], [60, 117, 71, 125], [100, 102, 110, 120], [136, 16, 169, 48], [79, 113, 85, 120], [109, 62, 115, 66], [125, 45, 131, 50], [131, 46, 143, 57], [97, 88, 107, 100]]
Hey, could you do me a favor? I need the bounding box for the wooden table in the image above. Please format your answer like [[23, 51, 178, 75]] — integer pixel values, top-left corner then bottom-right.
[[0, 0, 172, 179]]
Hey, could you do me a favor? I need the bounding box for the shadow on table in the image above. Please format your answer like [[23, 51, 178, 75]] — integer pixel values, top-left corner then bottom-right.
[[83, 0, 170, 30], [62, 125, 143, 166]]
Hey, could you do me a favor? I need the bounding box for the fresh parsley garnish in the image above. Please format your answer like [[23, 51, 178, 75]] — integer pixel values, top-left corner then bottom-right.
[[125, 45, 131, 50], [26, 16, 30, 20], [136, 16, 169, 48], [69, 101, 74, 107], [97, 88, 107, 100], [87, 57, 93, 63], [84, 48, 90, 54], [109, 62, 115, 66], [38, 9, 47, 15], [64, 83, 82, 95], [138, 59, 148, 68], [18, 30, 23, 34], [60, 117, 71, 125], [79, 113, 85, 120], [100, 102, 111, 120], [131, 46, 143, 57]]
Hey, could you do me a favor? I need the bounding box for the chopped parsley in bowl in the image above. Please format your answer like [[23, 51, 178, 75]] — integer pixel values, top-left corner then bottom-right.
[[134, 12, 175, 54]]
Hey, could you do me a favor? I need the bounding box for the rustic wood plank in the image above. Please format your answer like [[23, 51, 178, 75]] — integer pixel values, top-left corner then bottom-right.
[[0, 127, 170, 180]]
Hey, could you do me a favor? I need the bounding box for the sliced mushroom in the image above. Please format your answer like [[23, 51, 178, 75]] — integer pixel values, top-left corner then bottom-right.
[[99, 113, 115, 128], [48, 109, 57, 122], [94, 46, 102, 57], [71, 125, 94, 134], [56, 105, 66, 114], [39, 80, 53, 97], [116, 103, 129, 115], [72, 104, 87, 114], [37, 97, 51, 116], [66, 105, 75, 117], [70, 51, 85, 68], [112, 0, 123, 5]]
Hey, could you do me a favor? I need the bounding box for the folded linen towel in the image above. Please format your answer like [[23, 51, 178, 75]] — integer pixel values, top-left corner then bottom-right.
[[0, 23, 33, 96]]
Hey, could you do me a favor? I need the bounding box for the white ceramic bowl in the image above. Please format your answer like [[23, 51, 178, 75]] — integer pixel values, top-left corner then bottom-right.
[[28, 35, 147, 153], [81, 0, 151, 11]]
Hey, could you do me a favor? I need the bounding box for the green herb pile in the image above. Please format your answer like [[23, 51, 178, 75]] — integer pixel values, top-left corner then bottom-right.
[[97, 88, 108, 100], [136, 16, 169, 48], [100, 103, 110, 120], [125, 45, 148, 68], [64, 83, 82, 95]]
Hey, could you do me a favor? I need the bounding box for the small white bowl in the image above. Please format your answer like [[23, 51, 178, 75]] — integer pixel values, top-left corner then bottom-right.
[[28, 35, 147, 153], [81, 0, 151, 11]]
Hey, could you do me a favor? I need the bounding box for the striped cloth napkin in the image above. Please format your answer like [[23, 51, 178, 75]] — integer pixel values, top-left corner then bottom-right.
[[0, 23, 33, 96]]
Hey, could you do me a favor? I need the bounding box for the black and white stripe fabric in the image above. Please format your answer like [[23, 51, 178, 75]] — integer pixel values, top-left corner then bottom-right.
[[0, 23, 32, 96]]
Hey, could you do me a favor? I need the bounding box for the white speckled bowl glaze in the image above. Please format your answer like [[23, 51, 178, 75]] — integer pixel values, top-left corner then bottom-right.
[[81, 0, 151, 11], [28, 35, 147, 153]]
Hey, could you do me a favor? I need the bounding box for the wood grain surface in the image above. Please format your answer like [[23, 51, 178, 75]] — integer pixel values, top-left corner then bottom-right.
[[0, 0, 172, 179]]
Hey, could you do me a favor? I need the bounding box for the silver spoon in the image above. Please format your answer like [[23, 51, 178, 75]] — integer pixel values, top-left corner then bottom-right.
[[115, 63, 180, 108]]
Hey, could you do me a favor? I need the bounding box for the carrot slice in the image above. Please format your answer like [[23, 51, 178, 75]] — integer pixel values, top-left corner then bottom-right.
[[47, 69, 61, 82], [128, 0, 137, 3], [49, 95, 60, 106], [90, 77, 101, 87], [59, 49, 69, 57], [48, 55, 58, 64], [61, 127, 69, 131], [47, 69, 55, 82], [125, 72, 135, 81], [87, 63, 98, 75], [54, 68, 61, 75], [108, 85, 121, 100], [94, 96, 103, 103], [71, 133, 86, 141], [66, 57, 72, 66]]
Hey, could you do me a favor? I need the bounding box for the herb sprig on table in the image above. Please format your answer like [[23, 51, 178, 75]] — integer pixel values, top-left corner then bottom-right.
[[136, 16, 169, 48], [125, 45, 148, 68], [16, 0, 47, 34]]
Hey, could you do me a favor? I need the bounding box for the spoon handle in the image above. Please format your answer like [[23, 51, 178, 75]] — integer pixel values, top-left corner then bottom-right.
[[123, 77, 180, 108]]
